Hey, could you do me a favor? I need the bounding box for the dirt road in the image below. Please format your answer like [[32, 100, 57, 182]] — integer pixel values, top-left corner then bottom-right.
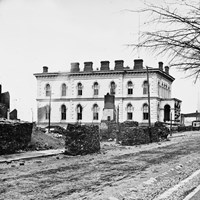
[[1, 132, 200, 200]]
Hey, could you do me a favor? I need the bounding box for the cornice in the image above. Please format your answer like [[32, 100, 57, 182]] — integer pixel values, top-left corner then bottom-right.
[[34, 68, 175, 82], [160, 98, 182, 102], [36, 96, 161, 102]]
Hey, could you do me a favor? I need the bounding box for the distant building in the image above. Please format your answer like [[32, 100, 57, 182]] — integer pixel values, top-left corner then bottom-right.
[[10, 109, 18, 120], [0, 84, 18, 120], [181, 111, 200, 126], [34, 59, 181, 127]]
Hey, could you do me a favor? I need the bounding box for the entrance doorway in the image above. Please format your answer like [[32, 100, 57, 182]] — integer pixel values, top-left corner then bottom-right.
[[164, 104, 171, 121]]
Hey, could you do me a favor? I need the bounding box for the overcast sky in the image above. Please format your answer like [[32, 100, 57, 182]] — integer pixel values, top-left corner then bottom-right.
[[0, 0, 198, 121]]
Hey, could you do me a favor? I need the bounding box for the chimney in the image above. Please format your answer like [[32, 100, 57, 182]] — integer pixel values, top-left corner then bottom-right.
[[100, 61, 110, 71], [134, 59, 143, 70], [158, 62, 163, 71], [114, 60, 124, 70], [165, 66, 169, 74], [84, 62, 93, 72], [70, 62, 80, 72], [43, 66, 48, 73]]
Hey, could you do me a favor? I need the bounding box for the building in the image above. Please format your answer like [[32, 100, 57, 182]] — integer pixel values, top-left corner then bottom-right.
[[0, 84, 18, 120], [34, 59, 181, 128]]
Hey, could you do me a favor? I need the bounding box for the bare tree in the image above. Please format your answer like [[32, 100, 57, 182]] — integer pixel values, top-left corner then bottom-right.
[[129, 0, 200, 80]]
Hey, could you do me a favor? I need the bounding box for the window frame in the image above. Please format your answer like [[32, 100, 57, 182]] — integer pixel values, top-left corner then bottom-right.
[[61, 104, 66, 120], [127, 81, 133, 95], [77, 83, 83, 96], [110, 81, 116, 95], [77, 104, 83, 120], [127, 103, 133, 120], [143, 81, 148, 95], [93, 82, 99, 96], [143, 104, 149, 120], [45, 84, 51, 97], [61, 83, 67, 97], [93, 104, 99, 120]]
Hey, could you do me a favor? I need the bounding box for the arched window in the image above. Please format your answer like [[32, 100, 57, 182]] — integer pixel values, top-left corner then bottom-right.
[[110, 81, 116, 95], [77, 83, 83, 96], [158, 81, 160, 97], [61, 83, 67, 96], [127, 103, 133, 120], [93, 82, 99, 96], [77, 104, 83, 120], [61, 105, 66, 120], [127, 81, 133, 95], [93, 104, 99, 120], [45, 84, 51, 96], [143, 103, 149, 120], [143, 81, 148, 95]]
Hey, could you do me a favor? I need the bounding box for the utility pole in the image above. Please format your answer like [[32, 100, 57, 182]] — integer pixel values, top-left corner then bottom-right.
[[116, 105, 119, 144], [146, 66, 152, 142], [48, 90, 51, 133], [170, 112, 172, 136]]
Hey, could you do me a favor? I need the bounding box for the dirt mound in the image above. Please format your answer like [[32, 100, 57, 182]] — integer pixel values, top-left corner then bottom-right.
[[26, 130, 65, 151]]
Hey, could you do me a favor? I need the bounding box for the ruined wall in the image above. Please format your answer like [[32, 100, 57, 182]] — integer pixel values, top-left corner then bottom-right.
[[0, 121, 33, 154]]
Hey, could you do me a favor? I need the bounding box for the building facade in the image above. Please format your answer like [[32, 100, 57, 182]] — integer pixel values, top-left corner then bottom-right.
[[34, 59, 181, 127]]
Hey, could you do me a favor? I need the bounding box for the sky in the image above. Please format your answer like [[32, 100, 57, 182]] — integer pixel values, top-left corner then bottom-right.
[[0, 0, 198, 122]]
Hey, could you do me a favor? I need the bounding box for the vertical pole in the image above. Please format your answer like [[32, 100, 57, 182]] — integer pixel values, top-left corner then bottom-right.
[[48, 91, 51, 133], [116, 105, 119, 144], [170, 112, 172, 136], [146, 66, 152, 142]]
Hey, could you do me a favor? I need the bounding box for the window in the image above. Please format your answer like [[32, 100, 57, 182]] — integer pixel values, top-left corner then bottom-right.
[[77, 83, 82, 96], [127, 81, 133, 95], [77, 104, 82, 120], [143, 104, 149, 120], [158, 81, 160, 97], [61, 83, 67, 96], [93, 82, 99, 96], [61, 105, 66, 120], [143, 81, 148, 95], [127, 103, 133, 120], [93, 104, 99, 120], [46, 84, 51, 96], [110, 81, 116, 95]]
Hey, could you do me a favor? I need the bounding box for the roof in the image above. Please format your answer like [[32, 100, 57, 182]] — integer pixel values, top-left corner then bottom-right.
[[181, 112, 200, 118]]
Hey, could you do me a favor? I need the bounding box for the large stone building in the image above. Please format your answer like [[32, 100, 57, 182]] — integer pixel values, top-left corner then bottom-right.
[[34, 59, 181, 128]]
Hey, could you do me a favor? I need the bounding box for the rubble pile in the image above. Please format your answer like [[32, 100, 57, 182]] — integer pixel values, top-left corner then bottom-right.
[[100, 121, 117, 141], [0, 119, 33, 154], [121, 121, 139, 128], [65, 124, 100, 156], [100, 121, 139, 141], [121, 127, 150, 145], [154, 121, 170, 139], [121, 123, 170, 146]]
